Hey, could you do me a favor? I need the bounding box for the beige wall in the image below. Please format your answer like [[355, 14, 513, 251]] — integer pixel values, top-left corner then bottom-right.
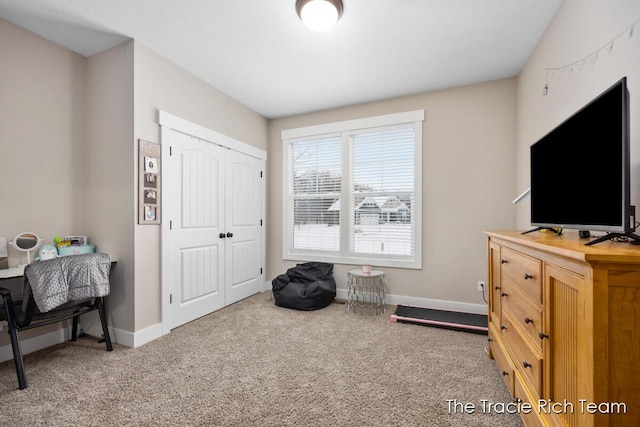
[[86, 41, 135, 333], [132, 41, 268, 331], [516, 0, 640, 228], [268, 79, 517, 308], [0, 19, 88, 346], [0, 18, 87, 259]]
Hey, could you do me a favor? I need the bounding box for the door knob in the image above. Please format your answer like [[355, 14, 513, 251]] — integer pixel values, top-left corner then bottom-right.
[[219, 233, 226, 239], [226, 232, 233, 238]]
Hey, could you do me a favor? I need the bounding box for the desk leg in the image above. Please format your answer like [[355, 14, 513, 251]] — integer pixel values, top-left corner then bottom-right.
[[1, 292, 27, 389], [71, 315, 79, 341]]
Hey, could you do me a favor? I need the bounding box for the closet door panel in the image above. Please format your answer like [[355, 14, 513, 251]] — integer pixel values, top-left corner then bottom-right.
[[166, 134, 225, 329], [225, 150, 263, 305]]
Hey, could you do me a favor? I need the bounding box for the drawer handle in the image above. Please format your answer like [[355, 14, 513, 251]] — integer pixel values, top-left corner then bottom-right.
[[524, 273, 533, 280], [501, 259, 508, 264], [523, 361, 532, 369], [501, 292, 508, 297], [501, 325, 507, 330], [494, 285, 501, 290], [524, 317, 533, 324], [539, 332, 550, 340], [502, 371, 509, 376], [487, 338, 493, 343]]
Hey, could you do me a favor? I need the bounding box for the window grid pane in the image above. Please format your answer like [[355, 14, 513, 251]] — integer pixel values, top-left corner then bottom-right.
[[289, 136, 342, 252], [350, 127, 415, 257]]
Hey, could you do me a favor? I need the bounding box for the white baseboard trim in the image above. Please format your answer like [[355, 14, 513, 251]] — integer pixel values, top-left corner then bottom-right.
[[336, 289, 487, 314], [0, 326, 72, 364], [268, 280, 487, 314], [0, 321, 163, 364], [128, 323, 163, 348], [84, 322, 163, 348]]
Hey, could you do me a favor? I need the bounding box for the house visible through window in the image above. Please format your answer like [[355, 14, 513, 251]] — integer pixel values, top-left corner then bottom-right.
[[282, 110, 424, 269]]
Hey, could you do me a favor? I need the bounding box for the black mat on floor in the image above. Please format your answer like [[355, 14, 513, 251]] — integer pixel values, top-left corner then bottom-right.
[[391, 305, 488, 335]]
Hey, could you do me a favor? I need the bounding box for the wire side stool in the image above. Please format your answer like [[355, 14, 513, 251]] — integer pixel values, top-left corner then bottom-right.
[[347, 269, 386, 315]]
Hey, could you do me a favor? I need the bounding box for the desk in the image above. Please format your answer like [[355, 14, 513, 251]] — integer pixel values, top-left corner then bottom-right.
[[347, 269, 386, 315], [0, 255, 115, 389], [0, 265, 26, 280], [0, 258, 114, 330]]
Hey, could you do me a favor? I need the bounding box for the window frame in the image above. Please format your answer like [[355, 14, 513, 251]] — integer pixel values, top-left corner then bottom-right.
[[282, 110, 424, 269]]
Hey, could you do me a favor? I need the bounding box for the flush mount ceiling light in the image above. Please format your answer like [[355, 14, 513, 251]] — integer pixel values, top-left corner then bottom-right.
[[296, 0, 344, 32]]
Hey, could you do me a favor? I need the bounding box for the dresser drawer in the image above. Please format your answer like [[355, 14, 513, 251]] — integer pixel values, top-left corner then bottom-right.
[[488, 327, 515, 396], [514, 372, 544, 427], [501, 280, 544, 352], [500, 247, 542, 303], [501, 312, 542, 396]]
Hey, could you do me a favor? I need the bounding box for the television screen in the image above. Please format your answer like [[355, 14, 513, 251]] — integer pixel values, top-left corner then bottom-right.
[[530, 77, 631, 234]]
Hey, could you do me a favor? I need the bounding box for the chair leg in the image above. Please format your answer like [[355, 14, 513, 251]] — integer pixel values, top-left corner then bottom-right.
[[96, 297, 113, 351]]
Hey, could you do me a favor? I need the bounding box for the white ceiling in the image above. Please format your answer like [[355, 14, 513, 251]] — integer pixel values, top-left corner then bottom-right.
[[0, 0, 562, 119]]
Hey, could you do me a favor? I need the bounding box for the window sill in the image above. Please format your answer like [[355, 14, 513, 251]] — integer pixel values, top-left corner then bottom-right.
[[283, 252, 421, 270]]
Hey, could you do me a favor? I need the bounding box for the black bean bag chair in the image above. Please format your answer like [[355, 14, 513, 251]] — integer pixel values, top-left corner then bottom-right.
[[271, 262, 336, 311]]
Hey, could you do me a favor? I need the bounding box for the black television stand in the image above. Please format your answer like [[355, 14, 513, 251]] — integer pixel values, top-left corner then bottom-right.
[[522, 227, 563, 235], [585, 232, 640, 246]]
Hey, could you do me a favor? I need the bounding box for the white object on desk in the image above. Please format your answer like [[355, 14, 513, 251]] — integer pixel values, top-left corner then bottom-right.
[[9, 232, 43, 264]]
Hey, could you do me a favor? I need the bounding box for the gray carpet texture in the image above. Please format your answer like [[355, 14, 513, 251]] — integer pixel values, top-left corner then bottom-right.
[[0, 292, 523, 426]]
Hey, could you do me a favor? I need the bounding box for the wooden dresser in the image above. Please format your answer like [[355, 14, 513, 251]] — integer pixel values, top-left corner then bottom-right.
[[485, 230, 640, 427]]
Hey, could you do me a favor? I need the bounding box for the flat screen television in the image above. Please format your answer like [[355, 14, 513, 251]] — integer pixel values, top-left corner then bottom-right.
[[529, 76, 638, 245]]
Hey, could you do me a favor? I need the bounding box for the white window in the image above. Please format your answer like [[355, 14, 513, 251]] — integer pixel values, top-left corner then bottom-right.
[[282, 110, 423, 269]]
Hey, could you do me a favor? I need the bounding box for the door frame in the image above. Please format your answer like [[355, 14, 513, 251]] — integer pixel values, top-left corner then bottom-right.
[[159, 111, 267, 335]]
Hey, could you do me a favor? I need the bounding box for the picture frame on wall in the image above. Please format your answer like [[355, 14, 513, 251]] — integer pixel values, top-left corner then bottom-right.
[[145, 205, 156, 221], [144, 156, 159, 173], [144, 189, 157, 204], [138, 139, 161, 224], [144, 173, 157, 188]]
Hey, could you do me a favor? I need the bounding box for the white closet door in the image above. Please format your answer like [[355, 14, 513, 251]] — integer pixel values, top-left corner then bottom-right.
[[224, 149, 263, 305], [161, 112, 266, 334], [166, 133, 226, 329]]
